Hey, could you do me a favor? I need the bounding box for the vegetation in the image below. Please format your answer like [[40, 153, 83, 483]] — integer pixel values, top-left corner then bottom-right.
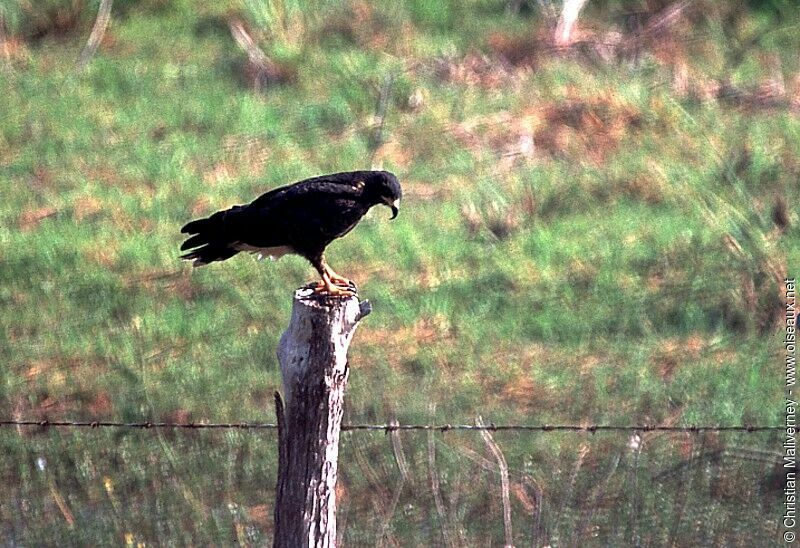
[[0, 0, 796, 544]]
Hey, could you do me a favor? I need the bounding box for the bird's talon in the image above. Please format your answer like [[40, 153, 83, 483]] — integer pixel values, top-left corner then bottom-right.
[[315, 289, 356, 297], [328, 274, 354, 287], [310, 281, 355, 297]]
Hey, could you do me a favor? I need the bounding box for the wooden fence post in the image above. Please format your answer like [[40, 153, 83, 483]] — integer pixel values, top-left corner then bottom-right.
[[273, 285, 371, 547]]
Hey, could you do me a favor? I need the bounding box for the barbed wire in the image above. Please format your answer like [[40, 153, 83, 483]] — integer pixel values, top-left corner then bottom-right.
[[0, 419, 782, 433]]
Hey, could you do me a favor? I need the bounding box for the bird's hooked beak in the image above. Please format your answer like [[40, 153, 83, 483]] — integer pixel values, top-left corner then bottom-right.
[[387, 198, 400, 219]]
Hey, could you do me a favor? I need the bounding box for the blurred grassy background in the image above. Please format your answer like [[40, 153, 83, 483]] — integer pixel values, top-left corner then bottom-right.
[[0, 0, 797, 544]]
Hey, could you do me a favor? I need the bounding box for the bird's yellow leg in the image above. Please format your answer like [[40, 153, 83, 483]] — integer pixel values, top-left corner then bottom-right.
[[312, 271, 355, 297], [320, 257, 353, 287]]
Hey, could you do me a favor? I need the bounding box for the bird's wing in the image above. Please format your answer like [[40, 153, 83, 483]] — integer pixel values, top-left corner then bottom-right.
[[249, 172, 366, 208], [251, 181, 362, 225], [244, 178, 366, 246]]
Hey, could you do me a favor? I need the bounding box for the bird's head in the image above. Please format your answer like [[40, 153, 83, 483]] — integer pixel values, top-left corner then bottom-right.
[[364, 171, 402, 219]]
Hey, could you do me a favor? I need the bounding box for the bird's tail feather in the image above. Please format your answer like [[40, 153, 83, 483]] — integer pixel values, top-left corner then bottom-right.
[[180, 209, 226, 235], [180, 216, 216, 235], [180, 233, 208, 251], [180, 208, 242, 266]]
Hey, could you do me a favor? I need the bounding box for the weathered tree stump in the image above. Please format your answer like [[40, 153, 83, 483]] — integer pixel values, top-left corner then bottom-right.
[[273, 284, 371, 548]]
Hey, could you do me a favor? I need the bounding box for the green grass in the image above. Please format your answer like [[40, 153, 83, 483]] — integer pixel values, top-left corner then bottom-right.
[[0, 1, 797, 544]]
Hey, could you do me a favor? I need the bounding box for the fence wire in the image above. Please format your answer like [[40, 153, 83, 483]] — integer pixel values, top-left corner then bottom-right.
[[0, 419, 783, 432]]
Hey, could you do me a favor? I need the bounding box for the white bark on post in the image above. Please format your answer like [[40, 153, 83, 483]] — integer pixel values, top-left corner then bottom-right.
[[273, 285, 371, 548], [77, 0, 113, 70], [554, 0, 589, 46]]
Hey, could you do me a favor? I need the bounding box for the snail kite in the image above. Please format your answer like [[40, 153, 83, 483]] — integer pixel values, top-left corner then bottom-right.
[[180, 170, 402, 296]]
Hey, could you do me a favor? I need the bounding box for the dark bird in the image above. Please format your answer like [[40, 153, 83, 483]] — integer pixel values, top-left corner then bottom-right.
[[180, 170, 402, 296]]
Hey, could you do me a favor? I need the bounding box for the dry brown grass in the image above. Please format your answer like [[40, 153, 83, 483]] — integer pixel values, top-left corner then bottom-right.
[[496, 373, 553, 413], [16, 355, 116, 424], [318, 0, 417, 57], [82, 241, 119, 268], [13, 1, 89, 42], [110, 203, 149, 234], [620, 175, 666, 205], [0, 35, 29, 61], [486, 31, 544, 69], [359, 316, 455, 365], [372, 139, 413, 170], [18, 206, 58, 231], [71, 195, 103, 221], [433, 52, 523, 89], [535, 96, 644, 163], [653, 335, 706, 380], [450, 93, 643, 166], [246, 504, 271, 529]]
